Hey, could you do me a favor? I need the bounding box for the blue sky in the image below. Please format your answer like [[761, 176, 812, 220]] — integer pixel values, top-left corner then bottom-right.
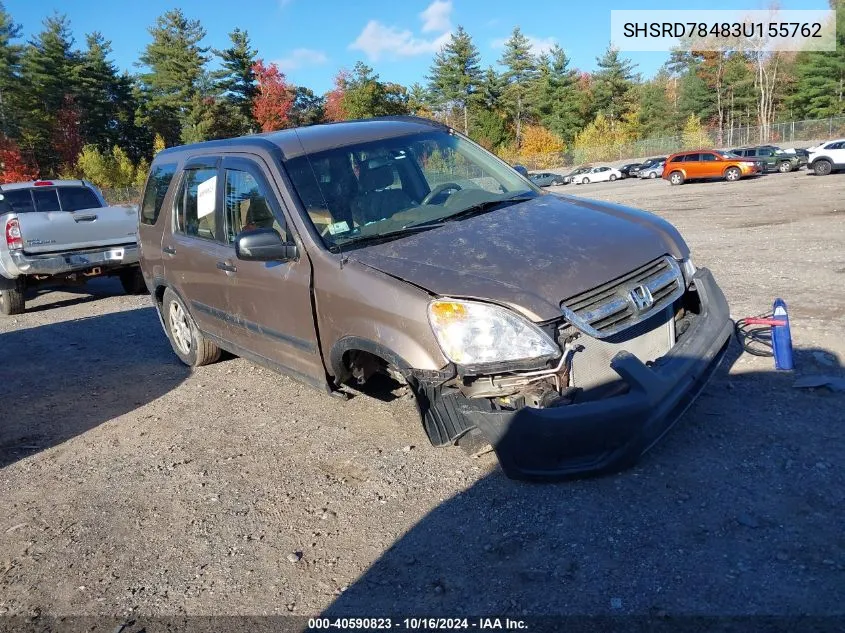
[[4, 0, 831, 94]]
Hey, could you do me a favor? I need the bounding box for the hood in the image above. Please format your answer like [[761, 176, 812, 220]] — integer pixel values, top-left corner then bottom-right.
[[349, 194, 689, 321]]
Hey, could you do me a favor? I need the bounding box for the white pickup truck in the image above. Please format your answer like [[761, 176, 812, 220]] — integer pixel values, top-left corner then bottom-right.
[[0, 179, 144, 315]]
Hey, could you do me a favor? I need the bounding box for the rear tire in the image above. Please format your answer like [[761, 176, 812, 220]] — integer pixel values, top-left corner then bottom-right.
[[813, 159, 832, 176], [669, 171, 685, 186], [777, 161, 792, 173], [0, 287, 25, 315], [609, 174, 617, 181], [725, 166, 741, 182], [649, 172, 657, 179], [162, 287, 221, 367], [119, 268, 147, 295]]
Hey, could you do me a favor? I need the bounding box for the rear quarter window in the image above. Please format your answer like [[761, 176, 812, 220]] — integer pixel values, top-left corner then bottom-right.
[[140, 163, 178, 226], [57, 187, 102, 211], [0, 190, 35, 214]]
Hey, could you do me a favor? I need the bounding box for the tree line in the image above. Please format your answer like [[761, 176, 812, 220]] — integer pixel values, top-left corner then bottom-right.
[[0, 1, 842, 187]]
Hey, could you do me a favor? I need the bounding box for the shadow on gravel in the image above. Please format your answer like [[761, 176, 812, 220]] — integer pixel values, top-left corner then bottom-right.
[[325, 341, 845, 617], [24, 277, 129, 313], [0, 306, 189, 469]]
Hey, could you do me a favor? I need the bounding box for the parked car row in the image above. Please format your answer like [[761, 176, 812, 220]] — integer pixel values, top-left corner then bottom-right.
[[527, 140, 842, 189]]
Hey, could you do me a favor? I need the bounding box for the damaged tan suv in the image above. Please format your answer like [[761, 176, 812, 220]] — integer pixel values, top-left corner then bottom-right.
[[138, 117, 733, 480]]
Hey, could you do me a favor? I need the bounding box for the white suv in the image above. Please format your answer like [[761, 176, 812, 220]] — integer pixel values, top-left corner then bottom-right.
[[808, 139, 845, 176]]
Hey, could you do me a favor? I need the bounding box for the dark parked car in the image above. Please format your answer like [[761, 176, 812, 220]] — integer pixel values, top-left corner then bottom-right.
[[529, 172, 565, 187], [618, 163, 642, 178], [138, 116, 731, 481], [628, 157, 667, 177], [730, 145, 802, 173]]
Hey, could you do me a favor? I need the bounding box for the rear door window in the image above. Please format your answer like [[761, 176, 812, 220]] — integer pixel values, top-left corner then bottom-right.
[[683, 154, 701, 162], [57, 187, 102, 212], [174, 167, 219, 241], [140, 164, 177, 225], [32, 189, 61, 212]]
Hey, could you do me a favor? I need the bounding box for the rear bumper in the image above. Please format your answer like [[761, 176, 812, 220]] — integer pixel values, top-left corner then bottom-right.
[[460, 268, 733, 481], [6, 244, 138, 277]]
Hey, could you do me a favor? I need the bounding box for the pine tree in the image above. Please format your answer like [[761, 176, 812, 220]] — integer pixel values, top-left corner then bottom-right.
[[427, 26, 482, 135], [499, 27, 538, 144], [19, 14, 81, 173], [637, 74, 674, 138], [213, 28, 257, 134], [137, 9, 209, 146], [479, 66, 504, 110], [790, 2, 844, 118], [0, 3, 22, 138], [592, 45, 638, 124], [77, 33, 123, 149], [536, 45, 583, 142]]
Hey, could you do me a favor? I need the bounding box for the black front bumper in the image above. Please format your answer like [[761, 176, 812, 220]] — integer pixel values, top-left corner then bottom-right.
[[460, 268, 733, 481]]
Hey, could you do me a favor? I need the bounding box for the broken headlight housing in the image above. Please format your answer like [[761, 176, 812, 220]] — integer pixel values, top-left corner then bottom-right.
[[428, 299, 559, 367]]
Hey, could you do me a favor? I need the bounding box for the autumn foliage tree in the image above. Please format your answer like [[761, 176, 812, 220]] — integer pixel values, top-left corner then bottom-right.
[[0, 137, 37, 183], [251, 60, 294, 132], [53, 95, 84, 171], [323, 69, 349, 122]]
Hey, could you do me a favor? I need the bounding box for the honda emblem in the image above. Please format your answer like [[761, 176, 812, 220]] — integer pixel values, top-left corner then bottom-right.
[[628, 285, 654, 312]]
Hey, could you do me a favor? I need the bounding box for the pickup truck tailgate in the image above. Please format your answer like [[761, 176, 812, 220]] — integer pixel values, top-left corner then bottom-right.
[[17, 206, 138, 254]]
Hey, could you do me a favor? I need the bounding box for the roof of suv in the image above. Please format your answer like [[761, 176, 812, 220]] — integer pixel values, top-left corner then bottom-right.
[[156, 117, 449, 162]]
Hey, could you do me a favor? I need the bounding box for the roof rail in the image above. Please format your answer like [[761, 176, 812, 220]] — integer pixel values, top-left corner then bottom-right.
[[348, 115, 451, 130]]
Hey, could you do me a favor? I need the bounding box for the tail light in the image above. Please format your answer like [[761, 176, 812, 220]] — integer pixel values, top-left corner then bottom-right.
[[5, 218, 22, 250], [33, 180, 54, 187]]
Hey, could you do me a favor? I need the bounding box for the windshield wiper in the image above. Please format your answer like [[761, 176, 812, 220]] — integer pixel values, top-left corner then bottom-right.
[[435, 193, 537, 224], [328, 223, 440, 252]]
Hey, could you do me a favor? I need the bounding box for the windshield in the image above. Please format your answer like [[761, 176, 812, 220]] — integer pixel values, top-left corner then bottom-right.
[[285, 130, 541, 249]]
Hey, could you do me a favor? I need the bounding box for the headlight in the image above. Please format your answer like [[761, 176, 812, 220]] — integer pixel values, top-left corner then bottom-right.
[[428, 299, 559, 366]]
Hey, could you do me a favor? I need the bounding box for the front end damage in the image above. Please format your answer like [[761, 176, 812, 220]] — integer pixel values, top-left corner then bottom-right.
[[411, 262, 733, 481]]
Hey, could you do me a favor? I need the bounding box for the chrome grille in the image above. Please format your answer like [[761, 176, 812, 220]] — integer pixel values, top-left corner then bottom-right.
[[560, 256, 684, 339]]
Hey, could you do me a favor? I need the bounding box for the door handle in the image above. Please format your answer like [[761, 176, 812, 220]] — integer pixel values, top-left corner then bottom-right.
[[162, 246, 176, 255], [216, 261, 237, 273], [73, 214, 98, 222]]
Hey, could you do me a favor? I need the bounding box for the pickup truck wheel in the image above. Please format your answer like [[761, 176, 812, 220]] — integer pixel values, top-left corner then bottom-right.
[[119, 268, 147, 295], [0, 288, 25, 315], [813, 159, 832, 176], [778, 161, 792, 173], [162, 288, 221, 367]]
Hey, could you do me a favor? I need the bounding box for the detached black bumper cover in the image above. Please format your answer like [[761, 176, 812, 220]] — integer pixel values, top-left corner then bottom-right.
[[461, 268, 733, 481]]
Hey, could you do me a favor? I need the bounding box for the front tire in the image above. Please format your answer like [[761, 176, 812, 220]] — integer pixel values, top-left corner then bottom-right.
[[778, 161, 792, 173], [725, 166, 741, 182], [669, 171, 685, 186], [581, 177, 590, 184], [119, 268, 147, 295], [813, 159, 832, 176], [162, 287, 221, 367], [0, 287, 25, 315], [609, 174, 617, 181]]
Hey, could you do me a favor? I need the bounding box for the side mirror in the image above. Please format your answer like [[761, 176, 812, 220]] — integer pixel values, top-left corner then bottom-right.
[[512, 164, 529, 177], [235, 228, 298, 262]]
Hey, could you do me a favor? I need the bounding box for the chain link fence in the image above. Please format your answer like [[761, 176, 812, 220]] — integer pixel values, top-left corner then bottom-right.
[[508, 116, 845, 171], [101, 187, 142, 206]]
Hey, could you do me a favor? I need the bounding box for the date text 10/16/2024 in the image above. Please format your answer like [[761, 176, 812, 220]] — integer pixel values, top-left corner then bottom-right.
[[307, 618, 528, 630]]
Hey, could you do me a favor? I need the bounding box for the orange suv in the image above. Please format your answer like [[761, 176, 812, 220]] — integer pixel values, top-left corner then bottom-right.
[[662, 150, 762, 185]]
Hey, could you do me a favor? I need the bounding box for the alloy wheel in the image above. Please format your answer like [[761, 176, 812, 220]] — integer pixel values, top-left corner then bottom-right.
[[169, 300, 193, 355]]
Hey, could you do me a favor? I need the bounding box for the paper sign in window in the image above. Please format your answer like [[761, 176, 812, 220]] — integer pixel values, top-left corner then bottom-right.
[[197, 176, 216, 218]]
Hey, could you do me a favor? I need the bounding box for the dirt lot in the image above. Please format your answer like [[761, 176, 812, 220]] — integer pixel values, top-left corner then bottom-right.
[[1, 170, 843, 619]]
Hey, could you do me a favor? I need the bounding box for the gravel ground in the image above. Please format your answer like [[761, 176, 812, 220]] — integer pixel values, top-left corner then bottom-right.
[[1, 169, 843, 620]]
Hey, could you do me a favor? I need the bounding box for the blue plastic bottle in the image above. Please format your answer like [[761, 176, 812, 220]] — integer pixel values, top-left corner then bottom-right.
[[772, 298, 794, 370]]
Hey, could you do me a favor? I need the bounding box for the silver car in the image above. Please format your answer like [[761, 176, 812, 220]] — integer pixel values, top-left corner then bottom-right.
[[638, 162, 666, 179]]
